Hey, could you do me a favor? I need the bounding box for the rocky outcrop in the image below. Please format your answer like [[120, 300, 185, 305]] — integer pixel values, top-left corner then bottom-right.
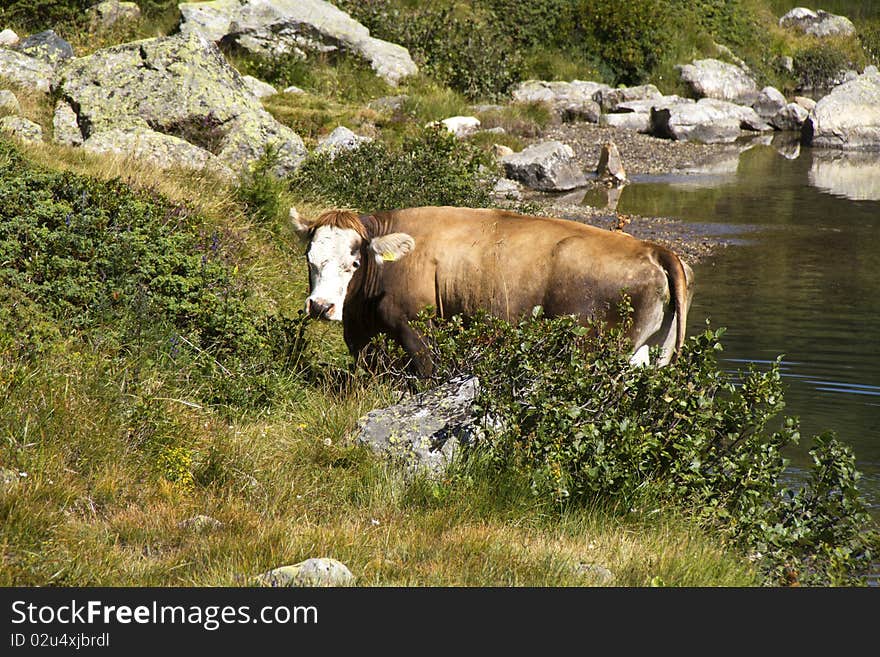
[[501, 141, 588, 191], [511, 79, 606, 123], [0, 49, 54, 93], [676, 58, 759, 104], [82, 127, 235, 178], [0, 116, 43, 143], [178, 0, 417, 86], [56, 31, 306, 176], [802, 67, 880, 150], [779, 7, 856, 38], [356, 376, 479, 475]]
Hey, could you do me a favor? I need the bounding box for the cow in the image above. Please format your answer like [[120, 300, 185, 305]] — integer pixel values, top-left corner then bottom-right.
[[292, 205, 695, 377]]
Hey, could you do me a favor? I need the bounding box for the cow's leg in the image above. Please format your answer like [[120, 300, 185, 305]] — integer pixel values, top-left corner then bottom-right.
[[393, 322, 434, 378]]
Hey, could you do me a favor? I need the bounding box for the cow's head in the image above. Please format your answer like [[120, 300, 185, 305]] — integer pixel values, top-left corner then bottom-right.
[[291, 208, 414, 321]]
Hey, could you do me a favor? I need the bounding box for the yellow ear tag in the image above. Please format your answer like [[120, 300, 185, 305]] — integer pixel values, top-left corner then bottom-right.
[[381, 252, 396, 262]]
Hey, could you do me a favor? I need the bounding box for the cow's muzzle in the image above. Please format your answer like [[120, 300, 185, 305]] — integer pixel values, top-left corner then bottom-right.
[[307, 298, 335, 320]]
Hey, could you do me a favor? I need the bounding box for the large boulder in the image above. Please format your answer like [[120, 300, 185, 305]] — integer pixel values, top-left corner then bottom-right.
[[676, 58, 759, 104], [56, 31, 306, 176], [0, 49, 54, 93], [752, 86, 787, 120], [15, 29, 74, 64], [178, 0, 417, 86], [770, 102, 810, 132], [501, 141, 588, 191], [0, 116, 43, 143], [356, 376, 479, 475], [593, 84, 661, 112], [83, 127, 234, 178], [779, 7, 856, 38], [802, 67, 880, 150], [650, 100, 743, 143], [696, 98, 772, 131], [511, 79, 606, 122], [601, 95, 694, 133]]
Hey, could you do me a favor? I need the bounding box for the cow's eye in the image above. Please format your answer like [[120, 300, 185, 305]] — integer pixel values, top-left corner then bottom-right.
[[352, 259, 360, 269]]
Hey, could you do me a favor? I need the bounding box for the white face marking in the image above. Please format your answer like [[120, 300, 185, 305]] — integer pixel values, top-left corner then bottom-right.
[[306, 226, 362, 321]]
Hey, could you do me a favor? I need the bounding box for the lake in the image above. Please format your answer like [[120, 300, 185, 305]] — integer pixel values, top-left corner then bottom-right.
[[580, 135, 880, 521]]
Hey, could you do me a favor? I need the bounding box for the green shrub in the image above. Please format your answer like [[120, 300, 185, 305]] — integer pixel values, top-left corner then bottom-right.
[[0, 139, 309, 409], [859, 19, 880, 65], [289, 126, 495, 211], [0, 1, 93, 32], [793, 42, 854, 90], [401, 309, 879, 586]]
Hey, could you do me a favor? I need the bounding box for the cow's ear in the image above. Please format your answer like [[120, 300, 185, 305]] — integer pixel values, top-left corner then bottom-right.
[[370, 233, 415, 264], [289, 207, 311, 237]]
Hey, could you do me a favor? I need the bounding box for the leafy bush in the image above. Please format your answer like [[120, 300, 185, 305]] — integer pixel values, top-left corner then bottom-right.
[[401, 309, 879, 586], [0, 1, 94, 32], [793, 42, 854, 90], [575, 0, 672, 85], [289, 126, 494, 211], [0, 140, 309, 409]]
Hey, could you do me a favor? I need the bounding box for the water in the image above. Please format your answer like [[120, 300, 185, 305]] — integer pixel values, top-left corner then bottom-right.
[[580, 136, 880, 519]]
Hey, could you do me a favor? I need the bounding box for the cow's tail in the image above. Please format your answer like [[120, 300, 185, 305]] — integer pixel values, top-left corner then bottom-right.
[[656, 247, 690, 363]]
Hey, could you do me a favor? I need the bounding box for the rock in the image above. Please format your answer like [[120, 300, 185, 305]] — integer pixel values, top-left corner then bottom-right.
[[794, 95, 816, 112], [779, 7, 856, 38], [501, 141, 588, 191], [356, 375, 480, 475], [575, 563, 615, 584], [83, 127, 235, 178], [770, 102, 809, 131], [368, 94, 408, 113], [696, 98, 772, 131], [15, 29, 74, 64], [599, 112, 650, 132], [178, 514, 223, 531], [676, 58, 759, 104], [802, 68, 880, 150], [88, 1, 142, 28], [0, 29, 19, 47], [283, 84, 305, 95], [255, 558, 354, 587], [0, 49, 54, 93], [52, 101, 83, 146], [491, 143, 514, 159], [491, 177, 522, 202], [57, 31, 306, 176], [0, 90, 20, 115], [511, 79, 606, 122], [0, 116, 43, 143], [178, 0, 418, 86], [241, 74, 278, 98], [593, 84, 661, 112], [650, 102, 742, 144], [596, 141, 627, 185], [752, 86, 787, 120], [431, 116, 480, 138], [314, 125, 371, 158]]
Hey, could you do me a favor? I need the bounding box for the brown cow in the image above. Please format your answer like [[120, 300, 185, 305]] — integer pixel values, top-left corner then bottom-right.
[[292, 206, 694, 376]]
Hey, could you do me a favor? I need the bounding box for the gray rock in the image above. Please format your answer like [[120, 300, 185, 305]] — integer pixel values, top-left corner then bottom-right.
[[770, 102, 809, 131], [501, 140, 588, 191], [593, 84, 661, 112], [255, 558, 354, 587], [794, 96, 817, 112], [432, 115, 480, 138], [676, 58, 759, 104], [491, 143, 514, 159], [650, 102, 742, 144], [356, 375, 479, 475], [803, 68, 880, 150], [0, 29, 19, 47], [0, 49, 54, 93], [0, 116, 43, 143], [596, 141, 627, 185], [599, 112, 651, 132], [491, 177, 522, 201], [241, 74, 278, 98], [282, 84, 305, 95], [779, 7, 856, 38], [511, 79, 606, 122], [315, 125, 371, 158], [83, 127, 234, 178], [52, 100, 83, 146], [178, 0, 418, 86], [368, 94, 408, 113], [0, 89, 20, 115], [696, 98, 772, 131], [178, 514, 223, 531], [15, 29, 74, 64], [752, 86, 787, 120], [57, 31, 306, 176], [88, 1, 142, 28]]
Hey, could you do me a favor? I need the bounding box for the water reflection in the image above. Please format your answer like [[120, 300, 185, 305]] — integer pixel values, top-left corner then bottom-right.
[[809, 151, 880, 201]]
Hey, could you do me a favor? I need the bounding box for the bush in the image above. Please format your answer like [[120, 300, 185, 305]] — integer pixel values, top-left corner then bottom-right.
[[288, 126, 495, 211], [401, 309, 879, 585], [0, 140, 309, 409], [793, 42, 854, 90]]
